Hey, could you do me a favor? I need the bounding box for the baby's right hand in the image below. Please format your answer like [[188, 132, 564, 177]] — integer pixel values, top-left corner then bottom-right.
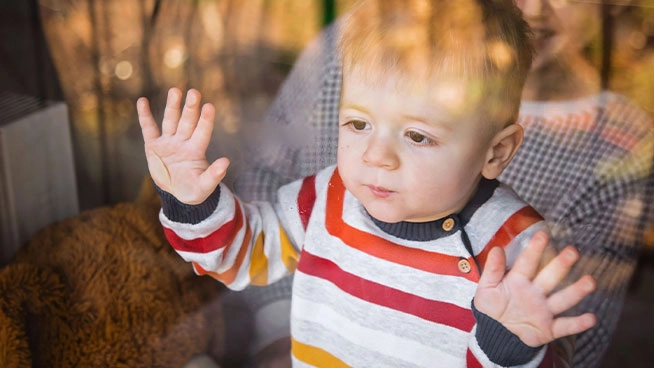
[[137, 88, 230, 205]]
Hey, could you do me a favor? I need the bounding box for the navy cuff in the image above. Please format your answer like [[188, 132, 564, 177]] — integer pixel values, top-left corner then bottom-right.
[[472, 299, 542, 366], [154, 182, 222, 225]]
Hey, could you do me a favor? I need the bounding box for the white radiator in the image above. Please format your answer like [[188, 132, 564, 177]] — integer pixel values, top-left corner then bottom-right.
[[0, 92, 79, 265]]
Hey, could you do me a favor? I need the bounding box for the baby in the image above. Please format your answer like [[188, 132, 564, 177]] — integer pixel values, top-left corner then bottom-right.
[[137, 0, 596, 366]]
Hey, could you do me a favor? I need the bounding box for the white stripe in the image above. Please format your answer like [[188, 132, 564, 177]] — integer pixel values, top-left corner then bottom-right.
[[302, 229, 478, 308], [293, 272, 471, 353], [159, 183, 237, 239], [466, 185, 535, 255], [292, 295, 464, 367]]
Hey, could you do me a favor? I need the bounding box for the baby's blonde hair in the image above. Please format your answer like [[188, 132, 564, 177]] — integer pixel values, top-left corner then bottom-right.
[[338, 0, 533, 128]]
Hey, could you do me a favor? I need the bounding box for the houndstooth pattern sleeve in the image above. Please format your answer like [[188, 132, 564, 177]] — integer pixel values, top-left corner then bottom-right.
[[230, 23, 342, 349], [500, 93, 654, 368], [234, 22, 341, 203]]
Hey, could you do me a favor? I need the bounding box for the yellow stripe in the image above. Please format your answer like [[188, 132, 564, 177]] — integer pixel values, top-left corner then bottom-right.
[[292, 338, 350, 367], [279, 224, 299, 272], [248, 232, 268, 286]]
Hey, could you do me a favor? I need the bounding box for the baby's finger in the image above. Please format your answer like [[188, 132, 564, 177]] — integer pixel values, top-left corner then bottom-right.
[[136, 97, 161, 142], [478, 246, 506, 289], [547, 275, 596, 315], [510, 231, 549, 280], [551, 313, 597, 340], [198, 157, 230, 195], [191, 103, 217, 149], [177, 89, 203, 139], [533, 245, 579, 294], [162, 88, 182, 136]]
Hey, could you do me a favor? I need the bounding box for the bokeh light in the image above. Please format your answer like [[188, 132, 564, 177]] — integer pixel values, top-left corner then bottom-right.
[[114, 60, 133, 80], [164, 41, 187, 69]]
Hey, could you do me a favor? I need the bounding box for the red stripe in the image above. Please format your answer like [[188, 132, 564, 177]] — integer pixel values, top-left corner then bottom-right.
[[298, 175, 317, 229], [538, 345, 555, 367], [475, 206, 543, 270], [466, 349, 483, 368], [297, 250, 476, 332], [467, 345, 553, 367], [192, 218, 253, 285], [163, 197, 244, 254], [324, 170, 481, 281]]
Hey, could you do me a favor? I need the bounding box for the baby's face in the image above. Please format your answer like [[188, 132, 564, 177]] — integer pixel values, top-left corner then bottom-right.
[[516, 0, 601, 70], [337, 70, 497, 223]]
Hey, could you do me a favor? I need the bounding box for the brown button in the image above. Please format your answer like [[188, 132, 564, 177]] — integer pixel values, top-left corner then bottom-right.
[[442, 218, 455, 231], [458, 259, 471, 273]]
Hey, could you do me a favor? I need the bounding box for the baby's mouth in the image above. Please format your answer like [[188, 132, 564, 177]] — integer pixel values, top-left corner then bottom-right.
[[367, 185, 395, 198]]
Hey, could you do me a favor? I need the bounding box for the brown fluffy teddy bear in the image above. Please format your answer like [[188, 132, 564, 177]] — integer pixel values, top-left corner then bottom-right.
[[0, 178, 226, 367]]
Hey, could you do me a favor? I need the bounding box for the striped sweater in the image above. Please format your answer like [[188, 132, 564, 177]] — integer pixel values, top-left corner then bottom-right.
[[158, 165, 566, 367]]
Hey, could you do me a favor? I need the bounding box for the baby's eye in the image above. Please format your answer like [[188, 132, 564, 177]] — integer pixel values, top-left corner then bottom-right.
[[406, 131, 434, 144], [347, 119, 369, 131]]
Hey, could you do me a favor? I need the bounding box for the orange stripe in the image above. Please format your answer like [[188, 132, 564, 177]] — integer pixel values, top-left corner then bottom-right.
[[475, 206, 543, 270], [324, 170, 481, 281], [601, 124, 639, 151], [194, 203, 254, 285], [292, 337, 350, 367], [248, 232, 268, 286]]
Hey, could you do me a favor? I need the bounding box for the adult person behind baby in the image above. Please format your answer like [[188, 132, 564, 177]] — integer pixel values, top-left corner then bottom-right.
[[137, 0, 598, 366], [233, 0, 654, 367], [502, 1, 654, 365]]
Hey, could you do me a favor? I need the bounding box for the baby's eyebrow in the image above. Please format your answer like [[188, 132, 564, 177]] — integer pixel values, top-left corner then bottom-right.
[[340, 103, 371, 115], [402, 113, 455, 132], [401, 113, 433, 125]]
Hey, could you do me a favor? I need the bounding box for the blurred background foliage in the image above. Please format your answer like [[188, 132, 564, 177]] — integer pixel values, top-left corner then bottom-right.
[[35, 0, 359, 209], [0, 0, 652, 210]]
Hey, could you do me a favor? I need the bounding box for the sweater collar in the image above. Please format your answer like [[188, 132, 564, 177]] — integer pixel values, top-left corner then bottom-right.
[[369, 178, 499, 241]]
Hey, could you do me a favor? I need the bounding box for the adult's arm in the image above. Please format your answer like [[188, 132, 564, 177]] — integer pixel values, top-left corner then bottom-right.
[[231, 23, 342, 361]]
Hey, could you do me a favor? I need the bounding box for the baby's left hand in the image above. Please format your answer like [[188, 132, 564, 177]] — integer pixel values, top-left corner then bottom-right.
[[474, 231, 597, 347]]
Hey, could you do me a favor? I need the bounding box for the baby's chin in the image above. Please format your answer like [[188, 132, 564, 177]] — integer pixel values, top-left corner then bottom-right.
[[367, 207, 451, 224], [363, 205, 404, 224], [364, 206, 429, 224]]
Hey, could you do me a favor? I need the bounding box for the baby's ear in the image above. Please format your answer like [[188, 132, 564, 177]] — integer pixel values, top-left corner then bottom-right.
[[481, 124, 523, 179]]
